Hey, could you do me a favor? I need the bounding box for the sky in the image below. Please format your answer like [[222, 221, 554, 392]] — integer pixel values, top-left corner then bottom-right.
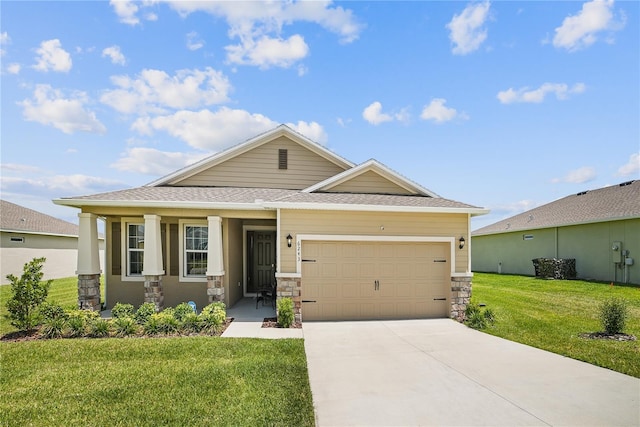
[[1, 0, 638, 231]]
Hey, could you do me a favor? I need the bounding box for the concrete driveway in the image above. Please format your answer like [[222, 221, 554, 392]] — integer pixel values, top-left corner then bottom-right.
[[303, 319, 640, 426]]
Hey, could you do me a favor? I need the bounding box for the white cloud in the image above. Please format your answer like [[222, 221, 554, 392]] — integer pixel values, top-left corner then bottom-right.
[[131, 107, 325, 151], [497, 82, 586, 104], [33, 39, 72, 72], [111, 147, 209, 175], [1, 31, 9, 56], [110, 0, 141, 25], [225, 34, 309, 69], [151, 1, 363, 69], [7, 63, 21, 74], [553, 0, 625, 52], [1, 169, 122, 197], [361, 101, 412, 126], [102, 45, 126, 65], [19, 84, 107, 135], [446, 1, 491, 55], [101, 67, 232, 114], [616, 152, 640, 176], [552, 166, 597, 184], [186, 31, 205, 51], [420, 99, 466, 123]]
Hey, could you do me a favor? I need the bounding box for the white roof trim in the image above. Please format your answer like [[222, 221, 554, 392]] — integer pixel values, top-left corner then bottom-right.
[[302, 159, 440, 197], [146, 125, 354, 187], [53, 198, 272, 211], [264, 201, 489, 216]]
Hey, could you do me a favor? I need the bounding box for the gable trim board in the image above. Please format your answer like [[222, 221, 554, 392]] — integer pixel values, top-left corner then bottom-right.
[[147, 125, 354, 187]]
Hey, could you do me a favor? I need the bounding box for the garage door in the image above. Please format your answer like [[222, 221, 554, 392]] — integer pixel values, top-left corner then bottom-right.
[[302, 241, 450, 321]]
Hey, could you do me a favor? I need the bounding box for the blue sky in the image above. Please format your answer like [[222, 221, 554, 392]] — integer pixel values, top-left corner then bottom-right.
[[1, 0, 638, 230]]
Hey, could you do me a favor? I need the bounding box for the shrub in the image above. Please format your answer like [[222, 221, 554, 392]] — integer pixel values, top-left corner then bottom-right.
[[113, 316, 138, 337], [277, 298, 295, 328], [39, 301, 68, 322], [199, 302, 226, 334], [464, 301, 495, 330], [40, 317, 66, 339], [88, 317, 110, 338], [174, 302, 196, 322], [111, 303, 135, 319], [66, 310, 89, 337], [5, 257, 52, 331], [600, 297, 628, 334], [134, 302, 156, 325], [181, 312, 201, 333]]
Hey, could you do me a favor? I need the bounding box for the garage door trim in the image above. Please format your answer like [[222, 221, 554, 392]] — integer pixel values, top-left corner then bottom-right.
[[294, 234, 457, 276]]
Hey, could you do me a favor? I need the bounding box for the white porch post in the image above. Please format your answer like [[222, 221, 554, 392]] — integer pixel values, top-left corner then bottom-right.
[[77, 213, 101, 311], [206, 216, 225, 303], [142, 214, 165, 311]]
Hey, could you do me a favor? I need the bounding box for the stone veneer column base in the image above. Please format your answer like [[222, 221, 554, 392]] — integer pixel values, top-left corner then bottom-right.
[[207, 275, 224, 304], [78, 274, 101, 311], [276, 276, 302, 323], [450, 276, 472, 322], [144, 275, 164, 312]]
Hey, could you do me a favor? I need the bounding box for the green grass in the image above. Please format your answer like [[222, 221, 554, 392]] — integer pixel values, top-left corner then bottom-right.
[[472, 273, 640, 378], [0, 337, 315, 426]]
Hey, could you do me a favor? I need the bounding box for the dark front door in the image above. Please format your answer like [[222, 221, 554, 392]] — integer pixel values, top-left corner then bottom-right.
[[247, 230, 276, 294]]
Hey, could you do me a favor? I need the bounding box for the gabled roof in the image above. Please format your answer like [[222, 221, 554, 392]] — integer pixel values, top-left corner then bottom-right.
[[1, 200, 80, 237], [473, 180, 640, 236], [146, 124, 354, 187], [302, 159, 440, 197]]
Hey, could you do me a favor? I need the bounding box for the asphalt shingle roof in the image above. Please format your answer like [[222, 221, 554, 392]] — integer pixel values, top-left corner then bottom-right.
[[58, 186, 482, 211], [1, 200, 80, 236], [473, 180, 640, 236]]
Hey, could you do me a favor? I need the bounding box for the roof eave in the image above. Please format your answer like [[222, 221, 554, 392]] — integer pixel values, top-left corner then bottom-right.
[[53, 198, 273, 211], [265, 201, 489, 215], [472, 214, 639, 236]]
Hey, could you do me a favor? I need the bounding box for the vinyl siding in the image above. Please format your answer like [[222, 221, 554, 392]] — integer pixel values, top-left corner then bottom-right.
[[175, 137, 347, 189], [279, 209, 469, 273], [326, 170, 414, 195]]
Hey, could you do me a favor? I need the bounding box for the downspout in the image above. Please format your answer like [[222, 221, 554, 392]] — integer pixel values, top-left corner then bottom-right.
[[276, 208, 281, 274]]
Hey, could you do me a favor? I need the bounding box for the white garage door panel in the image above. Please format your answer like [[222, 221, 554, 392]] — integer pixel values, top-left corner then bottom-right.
[[302, 241, 450, 321]]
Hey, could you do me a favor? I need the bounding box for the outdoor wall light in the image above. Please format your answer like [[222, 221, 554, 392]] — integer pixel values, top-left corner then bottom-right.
[[459, 236, 466, 250], [286, 234, 293, 248]]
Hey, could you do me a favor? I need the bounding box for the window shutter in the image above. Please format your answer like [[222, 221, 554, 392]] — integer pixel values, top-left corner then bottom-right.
[[112, 221, 121, 276], [278, 149, 288, 169], [169, 224, 179, 276]]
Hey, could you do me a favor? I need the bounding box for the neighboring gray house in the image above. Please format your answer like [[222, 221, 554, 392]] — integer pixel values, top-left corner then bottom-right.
[[0, 200, 104, 284], [472, 180, 639, 285]]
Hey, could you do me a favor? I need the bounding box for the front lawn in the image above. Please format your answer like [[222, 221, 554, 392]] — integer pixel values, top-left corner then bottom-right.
[[472, 273, 640, 378], [0, 337, 315, 426]]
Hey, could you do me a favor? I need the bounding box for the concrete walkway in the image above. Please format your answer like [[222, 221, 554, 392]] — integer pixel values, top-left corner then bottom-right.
[[303, 319, 640, 427], [222, 297, 303, 339]]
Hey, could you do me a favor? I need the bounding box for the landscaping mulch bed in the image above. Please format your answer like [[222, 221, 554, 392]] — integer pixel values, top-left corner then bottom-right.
[[579, 332, 636, 342], [262, 317, 302, 329], [0, 318, 234, 342]]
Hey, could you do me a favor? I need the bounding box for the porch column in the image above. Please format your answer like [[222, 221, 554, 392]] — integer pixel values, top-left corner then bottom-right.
[[142, 214, 165, 311], [206, 216, 225, 304], [77, 213, 101, 311], [451, 275, 472, 322]]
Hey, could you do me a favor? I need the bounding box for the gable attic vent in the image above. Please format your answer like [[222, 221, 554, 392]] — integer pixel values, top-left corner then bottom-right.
[[278, 149, 288, 170]]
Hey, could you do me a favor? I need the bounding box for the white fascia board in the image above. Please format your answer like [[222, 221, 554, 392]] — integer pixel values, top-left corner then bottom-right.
[[1, 228, 79, 239], [302, 159, 440, 197], [265, 201, 489, 216], [53, 198, 272, 211]]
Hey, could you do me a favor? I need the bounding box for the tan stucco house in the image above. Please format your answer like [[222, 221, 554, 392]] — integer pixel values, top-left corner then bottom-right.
[[1, 200, 105, 284], [55, 125, 487, 321]]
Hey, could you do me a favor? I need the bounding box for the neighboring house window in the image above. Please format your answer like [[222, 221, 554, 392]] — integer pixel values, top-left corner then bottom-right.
[[10, 236, 25, 243], [183, 223, 208, 279], [127, 223, 145, 276], [523, 234, 534, 241]]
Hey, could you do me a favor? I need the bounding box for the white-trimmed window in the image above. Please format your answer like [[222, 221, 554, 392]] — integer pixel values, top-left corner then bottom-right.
[[179, 220, 208, 281], [127, 223, 145, 276]]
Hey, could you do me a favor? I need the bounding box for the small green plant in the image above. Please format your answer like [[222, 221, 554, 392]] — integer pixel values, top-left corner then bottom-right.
[[277, 297, 295, 328], [113, 316, 138, 337], [600, 297, 628, 334], [40, 317, 66, 339], [134, 302, 156, 325], [181, 312, 201, 333], [39, 301, 68, 322], [173, 302, 195, 323], [111, 303, 135, 319], [199, 302, 226, 334], [5, 257, 53, 331], [88, 317, 110, 338], [464, 301, 495, 330]]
